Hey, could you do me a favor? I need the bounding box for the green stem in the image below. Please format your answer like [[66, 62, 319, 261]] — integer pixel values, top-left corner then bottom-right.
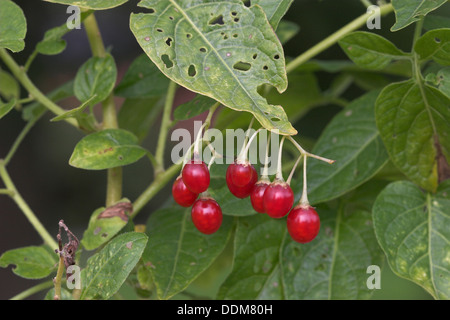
[[0, 49, 78, 127], [285, 3, 394, 73], [23, 50, 38, 72], [10, 280, 54, 300], [83, 13, 122, 207], [53, 255, 65, 300], [155, 81, 178, 174], [360, 0, 372, 8], [0, 162, 58, 249]]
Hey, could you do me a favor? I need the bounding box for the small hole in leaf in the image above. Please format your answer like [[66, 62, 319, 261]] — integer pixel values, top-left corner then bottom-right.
[[148, 8, 155, 14], [231, 12, 237, 16], [243, 0, 251, 7], [233, 34, 238, 38], [223, 35, 229, 40], [169, 16, 174, 20], [209, 14, 224, 25], [186, 33, 192, 39], [274, 54, 280, 60], [199, 47, 207, 53], [233, 61, 252, 71], [271, 117, 280, 122], [156, 28, 163, 33], [234, 18, 240, 22], [161, 54, 173, 68], [263, 65, 269, 70], [435, 37, 441, 43], [166, 38, 173, 46], [188, 65, 197, 77], [253, 53, 258, 59]]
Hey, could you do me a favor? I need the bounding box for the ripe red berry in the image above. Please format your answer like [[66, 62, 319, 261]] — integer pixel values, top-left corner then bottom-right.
[[182, 159, 210, 194], [263, 180, 294, 218], [172, 176, 198, 207], [250, 181, 270, 213], [226, 163, 257, 198], [227, 161, 255, 187], [287, 205, 320, 243], [191, 197, 223, 234]]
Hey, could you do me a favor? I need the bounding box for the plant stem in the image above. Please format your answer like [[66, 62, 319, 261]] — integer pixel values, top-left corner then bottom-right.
[[275, 136, 286, 181], [285, 3, 393, 73], [299, 155, 310, 207], [0, 48, 78, 127], [10, 280, 54, 300], [287, 136, 335, 164], [155, 81, 178, 174], [360, 0, 372, 8], [0, 161, 58, 249], [83, 13, 122, 207], [53, 255, 65, 300]]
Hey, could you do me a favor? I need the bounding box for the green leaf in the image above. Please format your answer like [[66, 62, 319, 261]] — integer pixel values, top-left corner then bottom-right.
[[250, 0, 294, 30], [294, 90, 389, 205], [118, 97, 164, 142], [339, 31, 408, 70], [424, 15, 450, 31], [0, 246, 58, 279], [45, 288, 73, 300], [436, 67, 450, 98], [0, 98, 15, 119], [373, 180, 450, 300], [50, 95, 97, 122], [80, 232, 148, 300], [69, 128, 147, 170], [375, 80, 450, 192], [218, 181, 386, 299], [391, 0, 447, 32], [81, 200, 132, 250], [173, 94, 216, 121], [276, 20, 300, 45], [415, 28, 450, 66], [44, 0, 128, 10], [74, 54, 117, 105], [115, 54, 170, 98], [0, 0, 26, 52], [142, 205, 233, 300], [130, 0, 295, 135], [0, 68, 20, 102]]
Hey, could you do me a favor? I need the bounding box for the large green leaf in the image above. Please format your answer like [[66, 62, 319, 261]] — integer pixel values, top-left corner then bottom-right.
[[338, 31, 409, 70], [373, 180, 450, 300], [415, 28, 450, 66], [292, 90, 389, 205], [130, 0, 295, 135], [0, 246, 58, 279], [375, 79, 450, 192], [69, 129, 147, 170], [218, 182, 386, 299], [115, 54, 170, 98], [142, 205, 233, 300], [250, 0, 293, 30], [0, 0, 26, 52], [44, 0, 128, 10], [391, 0, 448, 31], [74, 54, 117, 105], [80, 232, 148, 300]]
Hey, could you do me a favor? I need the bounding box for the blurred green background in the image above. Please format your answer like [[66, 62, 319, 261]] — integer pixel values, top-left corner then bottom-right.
[[1, 0, 445, 300]]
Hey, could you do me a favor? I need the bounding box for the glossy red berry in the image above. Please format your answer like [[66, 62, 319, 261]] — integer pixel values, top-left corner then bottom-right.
[[287, 205, 320, 243], [182, 159, 210, 194], [227, 161, 255, 187], [191, 197, 223, 234], [263, 180, 294, 218], [250, 181, 270, 213], [172, 176, 199, 207], [226, 163, 257, 198]]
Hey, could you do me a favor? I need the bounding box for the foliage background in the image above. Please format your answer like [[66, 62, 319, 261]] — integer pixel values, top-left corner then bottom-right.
[[1, 0, 447, 299]]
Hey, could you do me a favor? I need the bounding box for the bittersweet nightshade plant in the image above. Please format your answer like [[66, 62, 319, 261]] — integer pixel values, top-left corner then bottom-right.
[[0, 0, 449, 301]]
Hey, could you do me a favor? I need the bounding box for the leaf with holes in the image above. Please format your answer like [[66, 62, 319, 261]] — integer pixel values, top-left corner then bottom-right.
[[0, 246, 58, 279], [0, 0, 27, 52], [391, 0, 447, 32], [130, 0, 295, 135], [69, 129, 147, 170], [44, 0, 129, 10], [373, 180, 450, 300], [142, 205, 233, 300], [339, 31, 409, 70], [74, 54, 117, 105], [375, 80, 450, 193], [80, 232, 148, 300], [415, 28, 450, 66]]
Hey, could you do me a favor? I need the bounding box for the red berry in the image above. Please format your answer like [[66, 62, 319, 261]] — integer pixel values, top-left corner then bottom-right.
[[287, 205, 320, 243], [172, 176, 198, 207], [250, 181, 270, 213], [182, 160, 210, 194], [263, 180, 294, 218], [191, 197, 223, 234], [226, 164, 257, 198], [227, 161, 255, 187]]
